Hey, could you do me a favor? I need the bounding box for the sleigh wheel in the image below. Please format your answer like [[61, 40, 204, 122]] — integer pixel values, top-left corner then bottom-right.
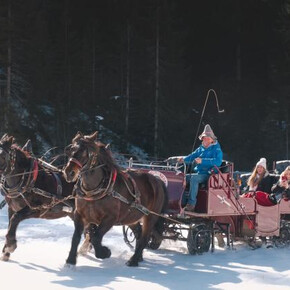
[[187, 224, 211, 255], [122, 225, 136, 249], [274, 224, 290, 248]]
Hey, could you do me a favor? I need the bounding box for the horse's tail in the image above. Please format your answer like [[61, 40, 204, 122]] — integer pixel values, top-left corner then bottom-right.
[[154, 181, 169, 235]]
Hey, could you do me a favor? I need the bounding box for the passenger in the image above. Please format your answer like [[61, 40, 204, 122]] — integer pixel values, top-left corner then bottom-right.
[[242, 158, 278, 206], [271, 166, 290, 202], [244, 158, 278, 194], [177, 124, 223, 212]]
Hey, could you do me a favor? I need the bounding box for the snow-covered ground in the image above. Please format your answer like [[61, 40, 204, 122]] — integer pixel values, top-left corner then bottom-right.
[[0, 202, 290, 290]]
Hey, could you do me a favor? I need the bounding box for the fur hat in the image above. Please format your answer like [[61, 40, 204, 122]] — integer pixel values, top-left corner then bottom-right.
[[199, 124, 217, 141], [256, 157, 267, 170]]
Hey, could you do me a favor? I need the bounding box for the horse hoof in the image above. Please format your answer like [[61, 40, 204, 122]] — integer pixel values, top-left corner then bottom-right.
[[0, 253, 10, 262], [63, 263, 76, 270], [95, 247, 111, 259], [65, 258, 77, 266], [6, 244, 17, 253], [126, 259, 138, 267]]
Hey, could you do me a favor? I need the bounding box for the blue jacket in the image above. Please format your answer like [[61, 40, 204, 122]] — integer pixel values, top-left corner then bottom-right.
[[184, 141, 223, 175]]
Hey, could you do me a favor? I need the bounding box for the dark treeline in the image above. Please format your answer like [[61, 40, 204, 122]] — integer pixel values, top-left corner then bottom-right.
[[0, 0, 290, 170]]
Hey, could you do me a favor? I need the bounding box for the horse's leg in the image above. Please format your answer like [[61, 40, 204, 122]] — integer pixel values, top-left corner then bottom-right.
[[1, 207, 34, 261], [130, 222, 142, 240], [78, 224, 96, 256], [129, 222, 143, 261], [1, 207, 14, 261], [89, 220, 114, 260], [65, 212, 84, 266], [126, 215, 159, 267]]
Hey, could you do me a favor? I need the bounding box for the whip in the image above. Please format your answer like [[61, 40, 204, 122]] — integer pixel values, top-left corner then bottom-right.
[[191, 89, 224, 152]]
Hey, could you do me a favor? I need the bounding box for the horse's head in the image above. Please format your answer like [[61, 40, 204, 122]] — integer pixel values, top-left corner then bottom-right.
[[0, 134, 15, 174], [63, 131, 101, 182]]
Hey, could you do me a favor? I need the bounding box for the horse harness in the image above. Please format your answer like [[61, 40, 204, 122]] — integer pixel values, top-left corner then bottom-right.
[[69, 140, 181, 223], [73, 163, 149, 215], [0, 156, 38, 199], [69, 142, 147, 214], [0, 153, 72, 213]]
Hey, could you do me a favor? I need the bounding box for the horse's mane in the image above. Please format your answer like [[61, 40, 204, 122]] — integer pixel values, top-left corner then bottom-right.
[[0, 135, 31, 159], [72, 132, 121, 173], [11, 144, 34, 170], [95, 141, 121, 173], [0, 137, 32, 170]]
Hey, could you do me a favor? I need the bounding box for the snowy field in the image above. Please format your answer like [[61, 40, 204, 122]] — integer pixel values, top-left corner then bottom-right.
[[0, 201, 290, 290]]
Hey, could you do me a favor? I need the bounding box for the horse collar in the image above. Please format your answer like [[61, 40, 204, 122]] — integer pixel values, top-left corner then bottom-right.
[[75, 168, 118, 200]]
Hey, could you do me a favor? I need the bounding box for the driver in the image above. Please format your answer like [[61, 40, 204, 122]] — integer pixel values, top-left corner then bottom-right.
[[177, 124, 223, 212]]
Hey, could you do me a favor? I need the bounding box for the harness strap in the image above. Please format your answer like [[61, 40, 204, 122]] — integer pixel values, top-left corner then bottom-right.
[[110, 190, 149, 215], [111, 190, 130, 204], [19, 187, 74, 216], [112, 169, 117, 183], [33, 160, 39, 182], [32, 187, 57, 199], [121, 170, 141, 204]]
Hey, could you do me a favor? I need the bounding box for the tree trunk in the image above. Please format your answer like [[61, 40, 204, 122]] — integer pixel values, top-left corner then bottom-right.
[[154, 4, 160, 159], [125, 19, 130, 137], [92, 25, 96, 105], [5, 0, 12, 131], [64, 0, 71, 144]]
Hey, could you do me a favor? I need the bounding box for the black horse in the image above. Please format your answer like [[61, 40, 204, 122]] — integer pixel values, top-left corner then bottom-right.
[[0, 134, 93, 261], [63, 131, 168, 267]]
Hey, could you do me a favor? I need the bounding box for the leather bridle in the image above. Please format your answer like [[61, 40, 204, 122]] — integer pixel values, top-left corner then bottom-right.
[[66, 141, 112, 199], [67, 143, 101, 175]]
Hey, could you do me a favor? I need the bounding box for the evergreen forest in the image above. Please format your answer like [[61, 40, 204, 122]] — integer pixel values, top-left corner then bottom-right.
[[0, 0, 290, 170]]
